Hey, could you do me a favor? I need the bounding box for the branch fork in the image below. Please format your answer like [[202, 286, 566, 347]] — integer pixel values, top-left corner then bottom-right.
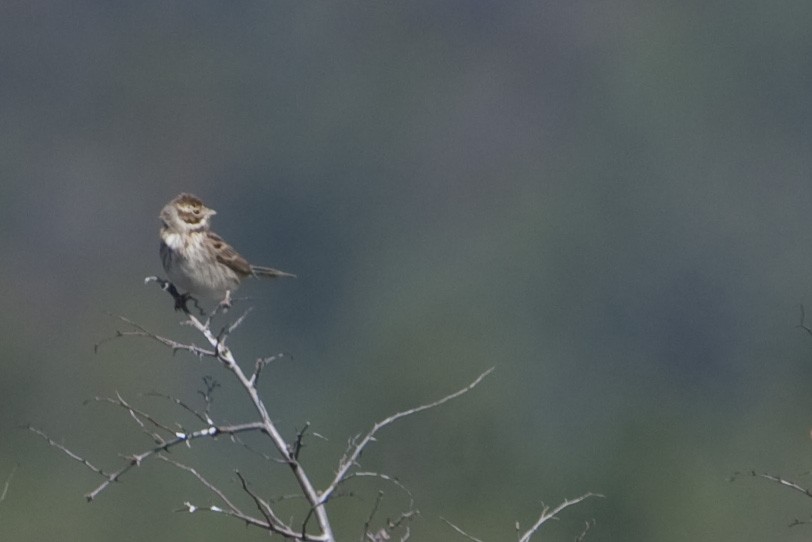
[[28, 277, 594, 541]]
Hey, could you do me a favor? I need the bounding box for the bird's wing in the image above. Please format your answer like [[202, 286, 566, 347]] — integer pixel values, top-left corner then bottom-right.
[[207, 231, 252, 277]]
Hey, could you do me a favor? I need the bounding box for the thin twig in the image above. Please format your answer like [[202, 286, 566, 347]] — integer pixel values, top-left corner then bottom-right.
[[174, 500, 303, 535], [27, 426, 111, 479], [157, 455, 243, 516], [371, 509, 418, 542], [321, 367, 495, 505], [575, 519, 596, 541], [291, 422, 311, 461], [735, 470, 812, 499], [250, 353, 286, 387], [31, 421, 264, 501], [143, 390, 210, 425], [0, 465, 18, 505], [96, 314, 215, 358], [225, 308, 252, 336], [441, 517, 485, 542], [798, 304, 812, 336], [173, 306, 336, 542], [347, 472, 414, 508], [235, 470, 284, 530], [236, 471, 327, 540], [159, 455, 323, 539], [362, 491, 385, 542], [517, 493, 603, 542], [733, 470, 812, 527], [197, 376, 220, 422], [341, 469, 419, 540], [87, 392, 176, 441]]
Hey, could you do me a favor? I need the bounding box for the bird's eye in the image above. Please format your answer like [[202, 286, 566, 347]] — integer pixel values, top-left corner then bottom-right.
[[193, 208, 200, 215]]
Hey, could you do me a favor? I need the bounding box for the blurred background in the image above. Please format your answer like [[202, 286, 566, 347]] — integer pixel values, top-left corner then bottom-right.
[[2, 1, 812, 540]]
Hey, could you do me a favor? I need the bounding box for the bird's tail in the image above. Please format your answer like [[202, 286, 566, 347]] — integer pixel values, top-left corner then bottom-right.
[[250, 265, 297, 279]]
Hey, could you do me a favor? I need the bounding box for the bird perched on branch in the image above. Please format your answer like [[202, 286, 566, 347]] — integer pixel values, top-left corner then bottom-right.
[[159, 193, 295, 308]]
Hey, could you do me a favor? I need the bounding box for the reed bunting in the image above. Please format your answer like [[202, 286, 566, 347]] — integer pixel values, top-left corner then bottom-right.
[[159, 193, 294, 307]]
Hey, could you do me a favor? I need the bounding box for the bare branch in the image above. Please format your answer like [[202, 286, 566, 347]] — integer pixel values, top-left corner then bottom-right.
[[321, 367, 495, 504], [362, 491, 385, 542], [87, 392, 177, 442], [235, 470, 287, 531], [342, 469, 419, 540], [96, 314, 215, 358], [799, 304, 812, 336], [175, 500, 307, 536], [347, 472, 414, 507], [160, 455, 321, 539], [362, 489, 417, 542], [732, 470, 812, 527], [174, 309, 337, 542], [441, 517, 485, 542], [733, 470, 812, 499], [575, 519, 596, 541], [157, 455, 244, 517], [78, 285, 513, 541], [367, 509, 418, 542], [224, 308, 252, 336], [30, 419, 265, 502], [291, 422, 311, 461], [517, 493, 603, 542], [0, 465, 18, 505], [89, 420, 268, 501], [27, 425, 112, 479], [143, 390, 210, 425], [250, 353, 286, 387], [103, 290, 336, 539]]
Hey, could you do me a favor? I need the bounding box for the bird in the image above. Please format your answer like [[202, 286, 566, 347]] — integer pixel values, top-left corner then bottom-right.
[[159, 193, 294, 308]]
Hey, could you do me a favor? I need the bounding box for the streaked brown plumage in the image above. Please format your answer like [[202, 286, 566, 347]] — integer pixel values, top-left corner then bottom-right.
[[159, 193, 294, 305]]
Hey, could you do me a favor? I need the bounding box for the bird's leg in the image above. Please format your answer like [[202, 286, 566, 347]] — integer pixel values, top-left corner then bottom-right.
[[219, 290, 233, 312], [174, 292, 192, 313], [145, 276, 195, 314]]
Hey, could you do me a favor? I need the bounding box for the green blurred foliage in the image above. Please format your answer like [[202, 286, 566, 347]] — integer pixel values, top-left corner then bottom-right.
[[3, 1, 812, 540]]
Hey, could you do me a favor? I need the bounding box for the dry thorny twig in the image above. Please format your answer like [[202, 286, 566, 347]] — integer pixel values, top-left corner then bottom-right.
[[732, 470, 812, 527], [28, 277, 601, 540], [0, 466, 17, 506], [28, 277, 501, 541], [441, 492, 603, 542]]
